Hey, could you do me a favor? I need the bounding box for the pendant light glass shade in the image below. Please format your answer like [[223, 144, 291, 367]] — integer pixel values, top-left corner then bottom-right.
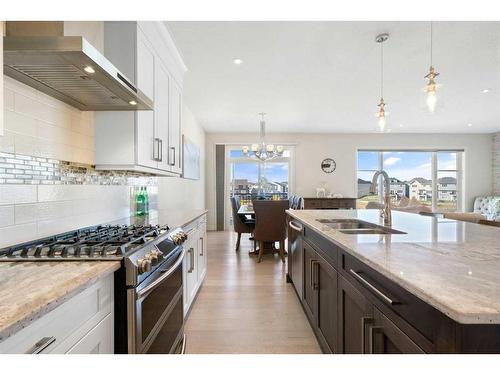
[[377, 97, 386, 131], [425, 22, 440, 113]]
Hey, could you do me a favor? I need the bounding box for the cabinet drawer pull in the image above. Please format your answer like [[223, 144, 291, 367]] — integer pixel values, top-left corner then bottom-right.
[[159, 139, 163, 162], [349, 269, 398, 306], [310, 260, 319, 290], [153, 138, 160, 161], [169, 147, 176, 166], [26, 336, 56, 354], [187, 248, 194, 273], [361, 317, 373, 354], [180, 334, 187, 354], [289, 221, 303, 233], [191, 247, 195, 272], [190, 247, 196, 272], [199, 237, 204, 256]]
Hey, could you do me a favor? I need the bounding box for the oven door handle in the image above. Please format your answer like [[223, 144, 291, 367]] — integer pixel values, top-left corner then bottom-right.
[[137, 246, 186, 299]]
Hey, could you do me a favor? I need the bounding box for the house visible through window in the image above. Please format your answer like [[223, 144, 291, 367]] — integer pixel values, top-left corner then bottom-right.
[[357, 150, 463, 212]]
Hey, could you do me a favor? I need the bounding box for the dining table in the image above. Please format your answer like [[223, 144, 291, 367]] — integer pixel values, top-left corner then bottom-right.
[[237, 204, 255, 216]]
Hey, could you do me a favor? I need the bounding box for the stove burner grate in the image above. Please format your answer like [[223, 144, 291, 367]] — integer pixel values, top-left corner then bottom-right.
[[0, 224, 170, 261]]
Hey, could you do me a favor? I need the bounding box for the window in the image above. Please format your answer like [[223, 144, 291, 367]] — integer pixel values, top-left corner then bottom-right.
[[228, 148, 292, 205], [357, 151, 381, 208], [357, 150, 463, 212], [437, 152, 460, 212]]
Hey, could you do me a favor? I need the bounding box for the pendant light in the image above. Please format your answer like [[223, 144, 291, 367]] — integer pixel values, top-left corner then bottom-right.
[[375, 33, 389, 131], [424, 22, 440, 113]]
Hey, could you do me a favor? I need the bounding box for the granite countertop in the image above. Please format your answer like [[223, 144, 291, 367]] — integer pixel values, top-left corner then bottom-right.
[[287, 209, 500, 324], [0, 261, 120, 342], [0, 208, 207, 343]]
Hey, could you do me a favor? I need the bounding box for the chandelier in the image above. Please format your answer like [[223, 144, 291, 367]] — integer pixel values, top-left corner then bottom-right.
[[242, 113, 284, 161]]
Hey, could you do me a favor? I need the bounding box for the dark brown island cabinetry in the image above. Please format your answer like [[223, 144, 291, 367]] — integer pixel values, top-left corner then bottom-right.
[[287, 216, 500, 354]]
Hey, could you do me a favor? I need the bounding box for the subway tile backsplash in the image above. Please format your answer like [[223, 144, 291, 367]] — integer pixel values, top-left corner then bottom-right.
[[1, 76, 159, 247], [0, 180, 158, 247], [0, 151, 157, 186]]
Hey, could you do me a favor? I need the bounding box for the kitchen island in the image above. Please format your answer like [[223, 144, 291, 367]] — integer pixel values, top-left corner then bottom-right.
[[286, 209, 500, 354]]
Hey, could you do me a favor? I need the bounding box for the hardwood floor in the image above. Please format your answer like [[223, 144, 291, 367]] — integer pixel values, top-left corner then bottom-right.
[[184, 230, 321, 354]]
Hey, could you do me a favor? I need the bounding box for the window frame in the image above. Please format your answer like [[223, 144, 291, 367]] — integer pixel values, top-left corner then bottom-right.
[[224, 144, 296, 230], [356, 149, 464, 212]]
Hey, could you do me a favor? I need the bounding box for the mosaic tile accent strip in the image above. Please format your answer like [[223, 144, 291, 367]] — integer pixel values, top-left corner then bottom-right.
[[0, 152, 157, 186]]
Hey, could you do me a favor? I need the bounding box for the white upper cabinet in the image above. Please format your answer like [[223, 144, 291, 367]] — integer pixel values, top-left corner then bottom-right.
[[136, 29, 155, 99], [94, 22, 186, 176], [168, 80, 182, 174], [155, 62, 171, 171], [135, 29, 156, 170]]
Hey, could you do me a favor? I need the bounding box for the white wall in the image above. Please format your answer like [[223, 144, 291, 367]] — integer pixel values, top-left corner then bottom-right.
[[205, 132, 493, 230], [494, 133, 500, 195], [157, 105, 206, 211]]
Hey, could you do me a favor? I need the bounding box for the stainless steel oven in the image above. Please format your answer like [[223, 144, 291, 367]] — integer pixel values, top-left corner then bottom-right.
[[127, 244, 187, 354]]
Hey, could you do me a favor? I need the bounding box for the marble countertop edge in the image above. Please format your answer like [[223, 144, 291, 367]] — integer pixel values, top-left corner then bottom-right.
[[0, 261, 120, 343]]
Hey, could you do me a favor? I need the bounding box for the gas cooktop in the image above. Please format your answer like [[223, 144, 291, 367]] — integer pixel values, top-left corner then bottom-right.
[[0, 224, 170, 261]]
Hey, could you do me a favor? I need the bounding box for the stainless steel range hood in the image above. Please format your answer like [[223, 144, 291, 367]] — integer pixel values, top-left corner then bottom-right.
[[3, 22, 153, 111]]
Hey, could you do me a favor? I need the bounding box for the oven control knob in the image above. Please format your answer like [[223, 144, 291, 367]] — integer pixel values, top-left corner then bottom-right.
[[150, 249, 162, 265], [175, 231, 187, 243], [172, 233, 184, 245], [171, 234, 179, 245], [137, 256, 152, 274]]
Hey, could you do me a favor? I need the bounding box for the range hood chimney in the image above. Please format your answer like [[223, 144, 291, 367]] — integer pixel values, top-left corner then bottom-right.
[[3, 21, 153, 111]]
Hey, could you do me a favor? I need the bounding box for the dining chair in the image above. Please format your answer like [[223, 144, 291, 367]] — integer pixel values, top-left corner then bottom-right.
[[289, 195, 303, 210], [296, 196, 304, 209], [231, 197, 255, 251], [253, 200, 289, 263]]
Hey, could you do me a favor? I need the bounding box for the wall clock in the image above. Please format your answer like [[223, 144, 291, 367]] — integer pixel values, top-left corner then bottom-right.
[[321, 158, 336, 173]]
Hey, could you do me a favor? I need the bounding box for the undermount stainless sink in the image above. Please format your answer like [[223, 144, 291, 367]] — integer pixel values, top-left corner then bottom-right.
[[316, 218, 406, 235]]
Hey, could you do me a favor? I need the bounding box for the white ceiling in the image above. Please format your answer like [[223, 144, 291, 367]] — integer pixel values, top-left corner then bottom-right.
[[166, 21, 500, 134]]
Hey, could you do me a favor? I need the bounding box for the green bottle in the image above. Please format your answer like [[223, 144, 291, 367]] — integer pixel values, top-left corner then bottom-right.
[[144, 187, 149, 215], [136, 187, 146, 216]]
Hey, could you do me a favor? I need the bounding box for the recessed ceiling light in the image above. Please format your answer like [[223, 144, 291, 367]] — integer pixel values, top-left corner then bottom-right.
[[482, 88, 491, 93], [129, 100, 137, 106], [399, 124, 404, 128], [467, 123, 473, 127], [83, 66, 95, 74], [233, 58, 243, 65]]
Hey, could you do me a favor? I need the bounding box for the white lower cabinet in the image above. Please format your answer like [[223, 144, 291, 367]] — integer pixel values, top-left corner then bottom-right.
[[0, 274, 114, 354], [66, 313, 113, 354], [183, 237, 198, 314], [197, 222, 207, 282], [182, 214, 208, 316]]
